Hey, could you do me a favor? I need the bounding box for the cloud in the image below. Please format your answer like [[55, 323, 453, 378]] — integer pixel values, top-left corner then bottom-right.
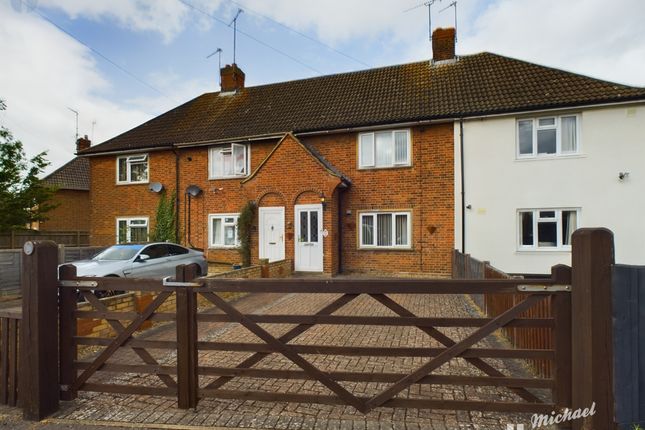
[[455, 0, 645, 86], [0, 1, 205, 174], [35, 0, 224, 43]]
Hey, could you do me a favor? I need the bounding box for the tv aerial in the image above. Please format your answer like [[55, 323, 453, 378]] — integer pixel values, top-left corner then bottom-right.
[[229, 8, 243, 64]]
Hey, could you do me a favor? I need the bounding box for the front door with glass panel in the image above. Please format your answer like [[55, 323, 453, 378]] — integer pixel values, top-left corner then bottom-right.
[[259, 207, 285, 262], [295, 204, 323, 272]]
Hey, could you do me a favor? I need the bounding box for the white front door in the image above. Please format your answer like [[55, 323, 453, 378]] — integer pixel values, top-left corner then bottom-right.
[[259, 207, 285, 262], [294, 204, 323, 272]]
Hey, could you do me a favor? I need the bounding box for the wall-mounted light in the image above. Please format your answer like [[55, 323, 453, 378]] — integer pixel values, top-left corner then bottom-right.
[[619, 172, 630, 181], [320, 192, 327, 209]]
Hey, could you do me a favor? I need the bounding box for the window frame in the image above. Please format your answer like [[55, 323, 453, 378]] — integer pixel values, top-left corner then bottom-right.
[[115, 217, 149, 244], [517, 208, 580, 251], [358, 210, 412, 249], [516, 114, 581, 159], [116, 154, 149, 184], [208, 213, 240, 248], [358, 129, 412, 169], [208, 143, 251, 179]]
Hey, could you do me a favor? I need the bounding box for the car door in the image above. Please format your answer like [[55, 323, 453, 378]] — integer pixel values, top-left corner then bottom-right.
[[166, 244, 192, 275], [127, 244, 171, 278]]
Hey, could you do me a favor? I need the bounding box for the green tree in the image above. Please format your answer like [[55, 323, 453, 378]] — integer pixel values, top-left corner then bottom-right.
[[151, 190, 177, 243], [0, 99, 57, 231]]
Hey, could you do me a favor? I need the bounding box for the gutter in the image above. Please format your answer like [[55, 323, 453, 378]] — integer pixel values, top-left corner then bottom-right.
[[173, 133, 285, 148]]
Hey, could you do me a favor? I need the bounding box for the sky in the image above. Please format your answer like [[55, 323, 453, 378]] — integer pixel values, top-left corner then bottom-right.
[[1, 0, 644, 175]]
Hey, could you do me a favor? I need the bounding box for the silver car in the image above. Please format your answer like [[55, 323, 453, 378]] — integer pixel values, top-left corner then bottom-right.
[[69, 243, 208, 279]]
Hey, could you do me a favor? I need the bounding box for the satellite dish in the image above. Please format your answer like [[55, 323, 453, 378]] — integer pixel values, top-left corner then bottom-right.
[[149, 182, 164, 193], [186, 185, 202, 197]]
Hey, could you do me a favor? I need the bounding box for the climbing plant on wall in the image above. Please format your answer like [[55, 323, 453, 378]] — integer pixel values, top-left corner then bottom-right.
[[151, 190, 177, 243], [237, 201, 255, 267]]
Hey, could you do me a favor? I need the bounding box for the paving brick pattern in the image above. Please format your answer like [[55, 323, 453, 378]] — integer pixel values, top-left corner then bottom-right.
[[53, 292, 554, 430]]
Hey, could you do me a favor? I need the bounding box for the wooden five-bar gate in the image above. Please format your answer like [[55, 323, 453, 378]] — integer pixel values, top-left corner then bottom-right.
[[16, 229, 617, 430]]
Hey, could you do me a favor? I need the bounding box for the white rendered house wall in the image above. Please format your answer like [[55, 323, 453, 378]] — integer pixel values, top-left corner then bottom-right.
[[454, 103, 645, 274]]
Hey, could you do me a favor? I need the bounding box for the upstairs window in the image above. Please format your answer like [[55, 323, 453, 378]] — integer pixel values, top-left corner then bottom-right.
[[517, 115, 579, 158], [359, 211, 411, 249], [117, 154, 148, 184], [518, 208, 578, 250], [359, 130, 411, 168], [209, 214, 240, 248], [209, 144, 249, 178]]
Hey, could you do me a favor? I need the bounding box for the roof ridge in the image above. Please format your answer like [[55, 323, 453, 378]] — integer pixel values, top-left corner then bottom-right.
[[481, 51, 645, 90], [204, 58, 435, 96]]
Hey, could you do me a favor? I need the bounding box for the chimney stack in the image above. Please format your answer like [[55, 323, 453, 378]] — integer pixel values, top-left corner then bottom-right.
[[76, 135, 91, 152], [432, 27, 456, 62], [220, 63, 245, 93]]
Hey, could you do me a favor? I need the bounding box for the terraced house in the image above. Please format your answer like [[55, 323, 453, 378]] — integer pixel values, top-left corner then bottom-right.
[[80, 28, 645, 275]]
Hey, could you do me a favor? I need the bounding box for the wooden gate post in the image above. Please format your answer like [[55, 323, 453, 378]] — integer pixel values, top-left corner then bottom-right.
[[176, 264, 199, 409], [59, 264, 78, 401], [20, 241, 60, 420], [571, 228, 615, 430]]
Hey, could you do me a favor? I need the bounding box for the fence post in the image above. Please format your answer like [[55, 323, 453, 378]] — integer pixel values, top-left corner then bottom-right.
[[571, 228, 615, 430], [57, 244, 65, 265], [59, 264, 78, 401], [551, 264, 572, 427], [176, 264, 199, 409], [20, 241, 59, 420]]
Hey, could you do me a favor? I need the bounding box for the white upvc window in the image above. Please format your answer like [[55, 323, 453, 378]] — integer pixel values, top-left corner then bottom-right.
[[116, 217, 149, 244], [209, 143, 250, 179], [117, 154, 149, 184], [209, 214, 240, 248], [358, 129, 411, 168], [517, 115, 580, 158], [518, 208, 579, 250], [359, 211, 411, 249]]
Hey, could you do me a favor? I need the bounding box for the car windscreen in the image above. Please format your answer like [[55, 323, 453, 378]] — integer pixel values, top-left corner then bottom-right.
[[93, 245, 144, 261]]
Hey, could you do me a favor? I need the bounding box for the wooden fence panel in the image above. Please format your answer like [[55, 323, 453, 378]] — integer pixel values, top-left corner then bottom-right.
[[0, 311, 21, 407], [0, 231, 89, 249], [612, 264, 645, 428], [0, 246, 105, 296]]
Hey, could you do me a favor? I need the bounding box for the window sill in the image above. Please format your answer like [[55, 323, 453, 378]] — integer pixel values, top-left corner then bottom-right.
[[208, 246, 240, 250], [116, 181, 150, 186], [357, 165, 412, 171], [208, 175, 249, 181], [358, 246, 414, 252], [516, 248, 571, 253], [515, 153, 585, 162]]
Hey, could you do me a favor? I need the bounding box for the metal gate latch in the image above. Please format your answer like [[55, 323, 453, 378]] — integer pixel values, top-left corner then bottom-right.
[[162, 276, 202, 287], [59, 280, 98, 287], [517, 284, 571, 292]]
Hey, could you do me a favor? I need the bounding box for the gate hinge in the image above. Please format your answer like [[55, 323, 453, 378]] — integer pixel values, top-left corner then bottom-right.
[[162, 276, 202, 288], [59, 280, 98, 288], [517, 284, 571, 292]]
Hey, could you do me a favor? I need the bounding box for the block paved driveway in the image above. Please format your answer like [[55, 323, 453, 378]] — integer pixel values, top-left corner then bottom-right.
[[48, 288, 556, 430]]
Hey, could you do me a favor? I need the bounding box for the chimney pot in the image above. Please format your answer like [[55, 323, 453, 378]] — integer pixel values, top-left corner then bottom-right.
[[432, 27, 456, 62], [76, 135, 91, 152], [220, 63, 245, 92]]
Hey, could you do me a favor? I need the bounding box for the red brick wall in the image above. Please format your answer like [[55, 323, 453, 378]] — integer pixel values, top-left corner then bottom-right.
[[89, 124, 454, 276], [303, 124, 454, 276], [39, 189, 90, 231], [89, 151, 177, 245]]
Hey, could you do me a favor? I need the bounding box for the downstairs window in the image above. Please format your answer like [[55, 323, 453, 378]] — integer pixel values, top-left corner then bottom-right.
[[359, 211, 411, 249], [519, 209, 579, 250]]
